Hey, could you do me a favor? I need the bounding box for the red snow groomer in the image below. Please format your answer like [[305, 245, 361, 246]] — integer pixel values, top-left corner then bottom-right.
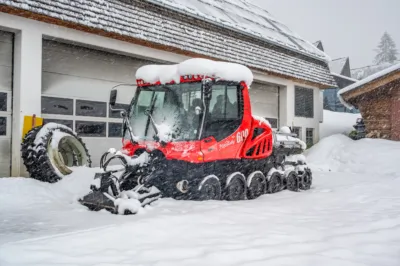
[[79, 59, 312, 214]]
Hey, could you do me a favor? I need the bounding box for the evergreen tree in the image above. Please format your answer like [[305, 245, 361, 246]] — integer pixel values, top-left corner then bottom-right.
[[374, 32, 398, 64]]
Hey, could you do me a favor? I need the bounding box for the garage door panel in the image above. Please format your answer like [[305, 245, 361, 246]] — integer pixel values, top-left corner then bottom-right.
[[252, 102, 278, 117], [43, 42, 153, 83], [0, 43, 13, 65], [0, 66, 12, 91], [0, 30, 12, 177], [42, 56, 135, 83], [249, 82, 279, 126], [42, 73, 135, 104], [82, 138, 122, 167]]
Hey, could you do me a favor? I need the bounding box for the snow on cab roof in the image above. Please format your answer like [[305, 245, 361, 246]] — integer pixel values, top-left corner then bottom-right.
[[338, 63, 400, 109], [136, 58, 254, 86]]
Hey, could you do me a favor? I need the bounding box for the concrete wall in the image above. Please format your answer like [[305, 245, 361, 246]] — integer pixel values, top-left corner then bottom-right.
[[0, 12, 324, 176]]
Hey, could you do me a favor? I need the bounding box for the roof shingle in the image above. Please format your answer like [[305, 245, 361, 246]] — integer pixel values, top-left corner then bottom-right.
[[0, 0, 336, 87]]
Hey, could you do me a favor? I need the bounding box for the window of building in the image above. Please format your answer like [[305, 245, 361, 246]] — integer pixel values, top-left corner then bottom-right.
[[265, 118, 278, 128], [0, 92, 7, 112], [292, 126, 302, 139], [76, 100, 107, 117], [295, 86, 314, 118], [0, 117, 6, 136], [75, 121, 106, 137], [42, 96, 74, 115], [306, 128, 314, 147], [109, 122, 123, 138]]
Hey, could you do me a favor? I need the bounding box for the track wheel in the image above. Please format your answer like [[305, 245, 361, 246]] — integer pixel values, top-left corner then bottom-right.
[[267, 172, 282, 194], [198, 175, 221, 201], [300, 169, 312, 190], [224, 173, 246, 201], [286, 171, 299, 192], [247, 171, 266, 200]]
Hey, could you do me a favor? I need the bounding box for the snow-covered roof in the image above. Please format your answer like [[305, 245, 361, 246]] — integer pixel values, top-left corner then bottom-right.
[[1, 0, 335, 87], [136, 58, 254, 85], [338, 63, 400, 109], [351, 61, 400, 80], [329, 57, 348, 75], [331, 73, 358, 83], [147, 0, 330, 62]]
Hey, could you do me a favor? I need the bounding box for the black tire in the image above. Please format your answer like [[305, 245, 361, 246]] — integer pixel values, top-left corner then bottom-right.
[[197, 175, 221, 201], [21, 123, 91, 183], [247, 171, 266, 200], [21, 126, 42, 177], [299, 169, 312, 190], [286, 171, 299, 192], [224, 173, 246, 201], [267, 172, 282, 194]]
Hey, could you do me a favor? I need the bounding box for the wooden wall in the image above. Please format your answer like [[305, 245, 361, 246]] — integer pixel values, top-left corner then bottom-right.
[[355, 80, 400, 140]]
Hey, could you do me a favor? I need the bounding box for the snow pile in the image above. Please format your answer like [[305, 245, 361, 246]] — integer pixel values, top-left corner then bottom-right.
[[306, 134, 400, 176], [338, 63, 400, 109], [108, 149, 149, 167], [252, 115, 272, 128], [33, 122, 75, 145], [275, 126, 307, 150], [320, 110, 361, 140], [2, 136, 400, 265], [136, 58, 254, 86]]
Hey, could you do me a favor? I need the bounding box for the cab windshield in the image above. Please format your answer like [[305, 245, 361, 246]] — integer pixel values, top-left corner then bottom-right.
[[129, 82, 203, 141]]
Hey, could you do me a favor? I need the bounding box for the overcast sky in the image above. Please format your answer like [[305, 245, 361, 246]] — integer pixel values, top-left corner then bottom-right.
[[254, 0, 400, 69]]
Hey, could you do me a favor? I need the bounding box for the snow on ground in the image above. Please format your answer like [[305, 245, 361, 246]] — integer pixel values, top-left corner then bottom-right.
[[1, 135, 400, 266], [320, 110, 361, 139]]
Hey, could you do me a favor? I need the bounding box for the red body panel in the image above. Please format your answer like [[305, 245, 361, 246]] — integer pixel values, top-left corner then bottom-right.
[[122, 80, 273, 162]]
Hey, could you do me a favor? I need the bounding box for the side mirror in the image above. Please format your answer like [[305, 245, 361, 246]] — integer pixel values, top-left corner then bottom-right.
[[109, 89, 117, 107], [202, 78, 213, 99]]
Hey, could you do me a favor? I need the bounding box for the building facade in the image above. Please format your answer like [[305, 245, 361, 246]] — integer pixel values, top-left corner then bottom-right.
[[339, 64, 400, 141], [0, 0, 335, 177]]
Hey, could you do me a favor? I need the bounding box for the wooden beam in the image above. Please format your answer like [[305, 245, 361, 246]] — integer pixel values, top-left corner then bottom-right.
[[0, 5, 332, 89]]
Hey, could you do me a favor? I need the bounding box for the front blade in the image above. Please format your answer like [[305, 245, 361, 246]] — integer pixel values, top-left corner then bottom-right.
[[79, 191, 116, 213], [79, 186, 162, 215]]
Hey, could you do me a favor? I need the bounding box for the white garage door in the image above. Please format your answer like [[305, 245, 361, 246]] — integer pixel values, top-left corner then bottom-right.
[[42, 40, 162, 166], [0, 31, 13, 177], [249, 82, 279, 128]]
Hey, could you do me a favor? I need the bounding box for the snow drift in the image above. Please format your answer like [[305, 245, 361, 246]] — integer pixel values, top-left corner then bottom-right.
[[1, 135, 400, 266], [306, 134, 400, 176], [320, 110, 361, 140]]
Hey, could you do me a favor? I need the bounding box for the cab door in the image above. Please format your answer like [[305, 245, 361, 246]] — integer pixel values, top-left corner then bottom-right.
[[200, 136, 220, 162], [201, 83, 247, 161]]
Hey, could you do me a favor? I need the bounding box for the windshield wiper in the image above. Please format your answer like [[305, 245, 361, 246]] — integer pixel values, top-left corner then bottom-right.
[[144, 93, 159, 140]]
